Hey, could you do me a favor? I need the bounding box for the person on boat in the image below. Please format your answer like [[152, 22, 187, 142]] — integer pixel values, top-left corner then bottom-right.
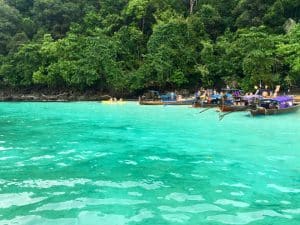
[[273, 85, 280, 97], [200, 90, 207, 103], [170, 92, 176, 101], [262, 85, 271, 97], [204, 92, 210, 103], [177, 95, 182, 101], [194, 90, 199, 98], [197, 90, 202, 97]]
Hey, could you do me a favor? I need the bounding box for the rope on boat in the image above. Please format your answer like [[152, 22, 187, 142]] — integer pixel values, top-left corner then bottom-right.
[[199, 108, 211, 114], [219, 106, 249, 121], [219, 111, 233, 121]]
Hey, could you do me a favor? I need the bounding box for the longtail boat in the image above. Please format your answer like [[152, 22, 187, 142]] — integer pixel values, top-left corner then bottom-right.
[[219, 95, 262, 112], [139, 90, 163, 105], [192, 94, 221, 108], [139, 90, 196, 106], [250, 96, 300, 116], [219, 104, 250, 112]]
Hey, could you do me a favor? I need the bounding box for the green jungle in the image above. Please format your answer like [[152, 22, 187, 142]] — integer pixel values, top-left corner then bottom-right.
[[0, 0, 300, 96]]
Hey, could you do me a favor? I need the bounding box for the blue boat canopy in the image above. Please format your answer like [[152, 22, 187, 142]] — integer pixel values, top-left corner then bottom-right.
[[271, 96, 293, 102], [211, 94, 221, 99]]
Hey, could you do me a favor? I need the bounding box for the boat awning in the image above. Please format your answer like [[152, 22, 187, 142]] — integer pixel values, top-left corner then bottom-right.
[[271, 96, 293, 102], [211, 94, 221, 99], [242, 95, 262, 100]]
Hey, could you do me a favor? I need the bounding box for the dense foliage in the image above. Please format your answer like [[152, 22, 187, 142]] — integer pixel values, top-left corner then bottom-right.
[[0, 0, 300, 95]]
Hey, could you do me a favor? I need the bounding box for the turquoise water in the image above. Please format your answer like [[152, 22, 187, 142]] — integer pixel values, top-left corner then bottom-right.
[[0, 102, 299, 225]]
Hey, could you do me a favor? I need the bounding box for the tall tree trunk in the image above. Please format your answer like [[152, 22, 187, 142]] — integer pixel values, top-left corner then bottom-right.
[[190, 0, 197, 14], [142, 17, 145, 33]]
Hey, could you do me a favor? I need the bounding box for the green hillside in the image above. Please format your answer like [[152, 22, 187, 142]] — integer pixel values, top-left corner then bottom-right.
[[0, 0, 300, 95]]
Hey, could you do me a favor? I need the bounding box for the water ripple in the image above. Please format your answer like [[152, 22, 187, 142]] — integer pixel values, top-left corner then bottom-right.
[[162, 213, 190, 223], [34, 198, 148, 212], [159, 204, 225, 213], [93, 180, 166, 190], [214, 199, 249, 208], [207, 210, 292, 225], [268, 184, 300, 193], [2, 179, 91, 188], [145, 156, 177, 162], [0, 192, 46, 209], [165, 193, 204, 202]]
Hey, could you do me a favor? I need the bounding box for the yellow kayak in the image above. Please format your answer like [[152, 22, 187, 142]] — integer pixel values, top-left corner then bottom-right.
[[101, 101, 126, 105]]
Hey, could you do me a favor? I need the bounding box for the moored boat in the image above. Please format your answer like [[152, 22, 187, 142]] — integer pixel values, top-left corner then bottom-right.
[[139, 90, 163, 105], [219, 95, 262, 112], [250, 96, 300, 116], [139, 90, 195, 106], [192, 94, 221, 108]]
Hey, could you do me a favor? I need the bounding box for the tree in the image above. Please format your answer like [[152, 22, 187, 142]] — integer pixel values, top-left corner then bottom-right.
[[196, 41, 216, 87], [277, 24, 300, 86], [233, 0, 274, 28], [0, 0, 300, 94], [0, 0, 22, 54], [263, 0, 285, 31], [189, 0, 197, 14], [215, 27, 284, 91], [0, 41, 41, 87], [137, 14, 208, 90], [31, 0, 84, 39], [197, 4, 222, 39], [242, 50, 275, 88]]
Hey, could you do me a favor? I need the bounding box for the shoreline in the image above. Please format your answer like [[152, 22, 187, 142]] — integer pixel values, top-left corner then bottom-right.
[[0, 92, 118, 102], [1, 90, 299, 102]]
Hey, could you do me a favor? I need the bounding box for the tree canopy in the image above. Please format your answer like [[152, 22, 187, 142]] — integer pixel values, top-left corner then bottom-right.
[[0, 0, 299, 95]]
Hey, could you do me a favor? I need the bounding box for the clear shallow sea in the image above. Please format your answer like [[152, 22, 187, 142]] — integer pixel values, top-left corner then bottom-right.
[[0, 102, 299, 225]]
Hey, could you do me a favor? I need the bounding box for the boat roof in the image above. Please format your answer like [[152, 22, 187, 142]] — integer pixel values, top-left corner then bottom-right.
[[271, 96, 293, 102], [242, 95, 262, 100]]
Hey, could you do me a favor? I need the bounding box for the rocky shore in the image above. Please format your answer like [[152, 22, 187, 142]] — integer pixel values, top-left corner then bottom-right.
[[0, 91, 112, 102], [1, 89, 299, 102]]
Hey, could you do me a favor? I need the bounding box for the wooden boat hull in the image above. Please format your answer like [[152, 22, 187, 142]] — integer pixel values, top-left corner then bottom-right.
[[139, 100, 163, 105], [250, 104, 300, 116], [219, 105, 250, 112], [163, 100, 194, 105], [192, 102, 219, 108]]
